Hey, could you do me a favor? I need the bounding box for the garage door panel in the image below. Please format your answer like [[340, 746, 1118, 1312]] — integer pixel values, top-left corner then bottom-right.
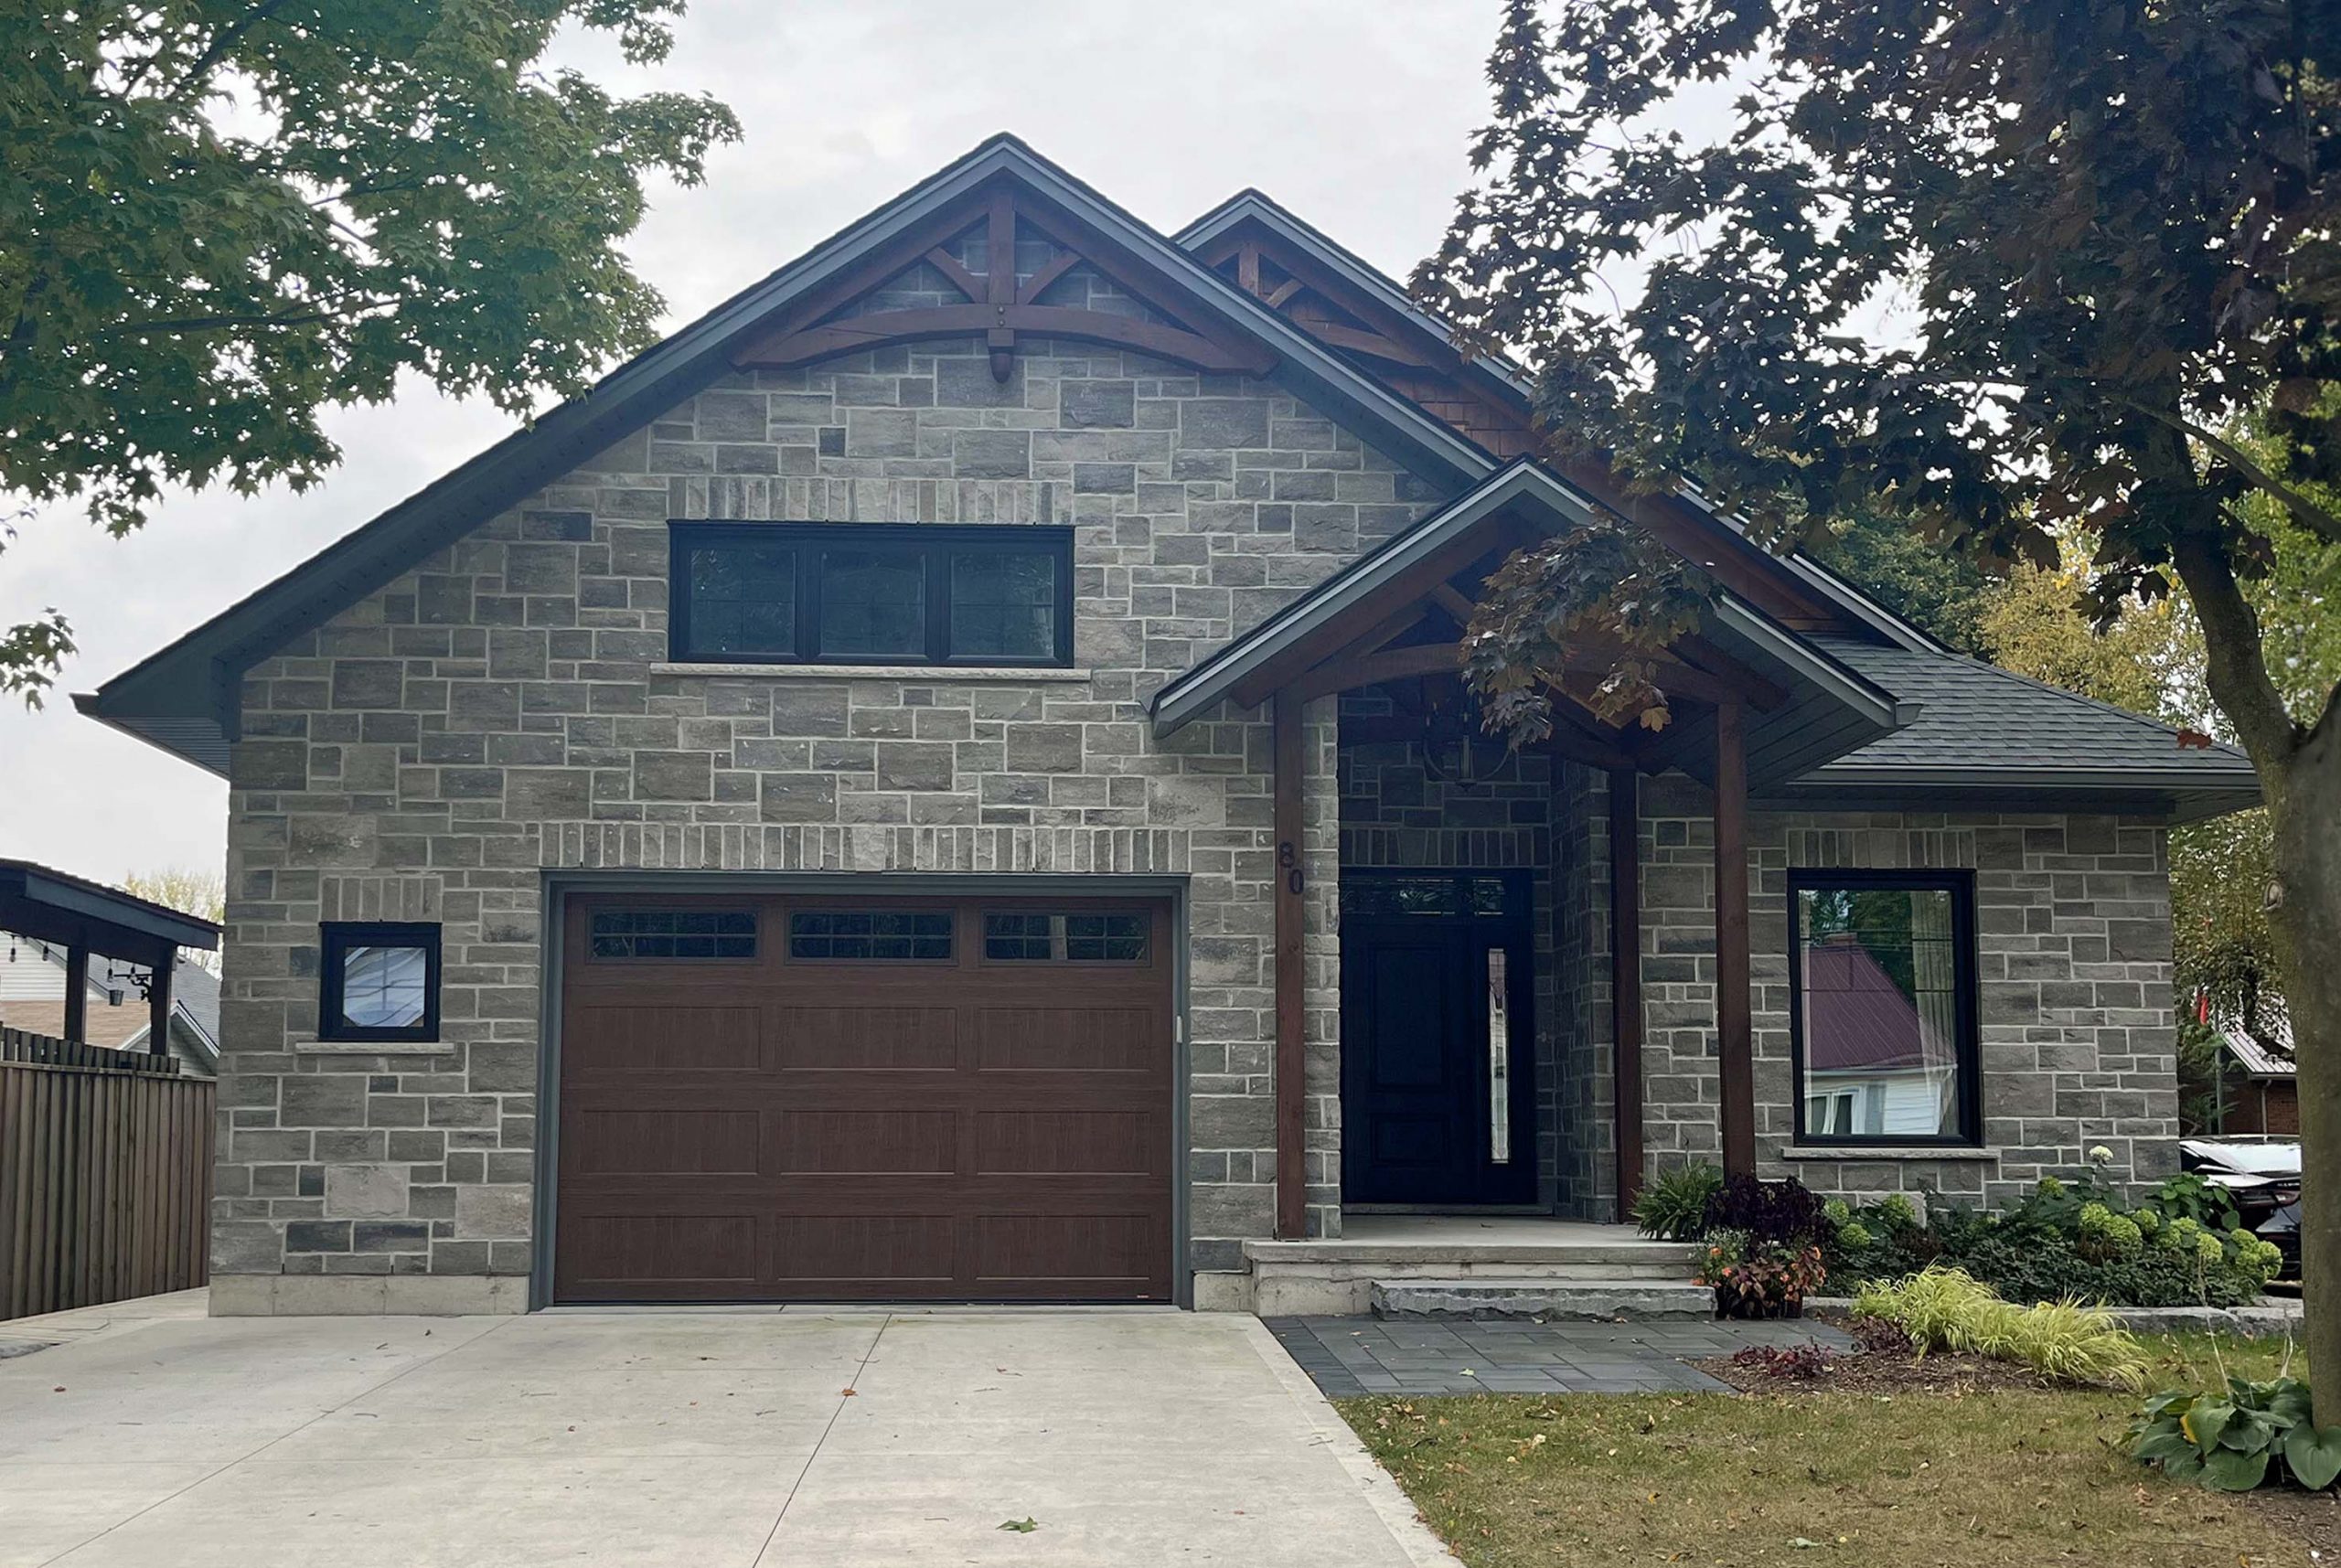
[[769, 1109, 957, 1175], [555, 893, 1174, 1304], [973, 1213, 1160, 1288], [564, 1214, 760, 1290], [567, 1109, 760, 1175], [773, 1006, 959, 1072], [975, 1007, 1161, 1073], [564, 1005, 763, 1074], [773, 1214, 957, 1285], [975, 1110, 1157, 1177]]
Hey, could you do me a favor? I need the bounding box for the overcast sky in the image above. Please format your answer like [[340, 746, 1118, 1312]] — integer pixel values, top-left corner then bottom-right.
[[0, 0, 1513, 889]]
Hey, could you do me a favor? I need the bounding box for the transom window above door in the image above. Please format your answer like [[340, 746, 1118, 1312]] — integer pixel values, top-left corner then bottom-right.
[[668, 523, 1074, 667]]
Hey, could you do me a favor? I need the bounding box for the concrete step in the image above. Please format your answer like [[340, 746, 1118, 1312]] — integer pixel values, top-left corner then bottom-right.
[[1371, 1277, 1716, 1321]]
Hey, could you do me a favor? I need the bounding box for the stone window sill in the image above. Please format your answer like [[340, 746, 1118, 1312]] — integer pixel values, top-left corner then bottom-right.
[[1780, 1145, 1998, 1161], [652, 662, 1092, 682], [289, 1039, 460, 1056]]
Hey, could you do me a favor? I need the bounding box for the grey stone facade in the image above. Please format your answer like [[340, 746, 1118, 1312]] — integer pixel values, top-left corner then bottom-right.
[[210, 339, 1440, 1310], [204, 328, 2182, 1314], [1542, 773, 2181, 1221]]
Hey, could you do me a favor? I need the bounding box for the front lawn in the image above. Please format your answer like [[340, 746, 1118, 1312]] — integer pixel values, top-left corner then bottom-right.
[[1341, 1335, 2337, 1567]]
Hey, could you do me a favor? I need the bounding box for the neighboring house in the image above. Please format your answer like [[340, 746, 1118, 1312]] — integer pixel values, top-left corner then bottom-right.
[[2211, 1021, 2296, 1136], [76, 136, 2258, 1317], [0, 933, 220, 1077]]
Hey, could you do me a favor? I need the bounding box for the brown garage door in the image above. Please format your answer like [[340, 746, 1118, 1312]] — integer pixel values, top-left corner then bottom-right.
[[552, 892, 1175, 1303]]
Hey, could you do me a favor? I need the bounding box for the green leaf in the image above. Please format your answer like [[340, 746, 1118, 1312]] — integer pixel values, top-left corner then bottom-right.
[[2283, 1426, 2341, 1491], [998, 1519, 1039, 1534], [2185, 1398, 2236, 1456], [2201, 1446, 2272, 1492], [2133, 1430, 2198, 1464]]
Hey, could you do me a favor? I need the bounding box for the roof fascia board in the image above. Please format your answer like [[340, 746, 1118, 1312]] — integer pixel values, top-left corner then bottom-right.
[[1801, 763, 2261, 792]]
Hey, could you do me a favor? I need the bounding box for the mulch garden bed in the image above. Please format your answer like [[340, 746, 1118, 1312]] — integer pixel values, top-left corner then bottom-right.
[[1693, 1333, 2060, 1395]]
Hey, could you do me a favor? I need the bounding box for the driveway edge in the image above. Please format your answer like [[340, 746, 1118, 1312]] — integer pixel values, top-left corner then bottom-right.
[[1235, 1316, 1463, 1568]]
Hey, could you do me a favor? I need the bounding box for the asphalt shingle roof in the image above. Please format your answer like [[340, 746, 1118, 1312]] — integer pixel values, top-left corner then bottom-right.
[[1803, 638, 2260, 783]]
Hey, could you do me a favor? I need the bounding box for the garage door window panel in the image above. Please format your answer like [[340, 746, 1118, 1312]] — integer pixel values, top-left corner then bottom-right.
[[588, 909, 758, 961], [788, 909, 954, 961], [982, 911, 1148, 963]]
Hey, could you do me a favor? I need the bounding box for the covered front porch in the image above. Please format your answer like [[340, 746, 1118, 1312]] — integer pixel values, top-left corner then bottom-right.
[[1154, 463, 1918, 1265]]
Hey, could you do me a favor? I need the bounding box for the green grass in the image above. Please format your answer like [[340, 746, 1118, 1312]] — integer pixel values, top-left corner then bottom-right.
[[1338, 1336, 2314, 1567]]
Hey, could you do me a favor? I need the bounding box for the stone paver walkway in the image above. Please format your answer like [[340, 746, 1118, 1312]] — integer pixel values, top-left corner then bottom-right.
[[1267, 1316, 1855, 1396]]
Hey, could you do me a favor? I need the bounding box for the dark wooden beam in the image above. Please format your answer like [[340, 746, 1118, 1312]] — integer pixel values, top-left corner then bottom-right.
[[1016, 249, 1080, 304], [1273, 688, 1308, 1240], [727, 199, 986, 365], [1013, 198, 1279, 377], [985, 189, 1018, 379], [735, 304, 1267, 376], [1237, 240, 1261, 296], [1290, 641, 1462, 703], [147, 956, 173, 1059], [1609, 766, 1646, 1213], [1427, 581, 1477, 626], [1226, 530, 1506, 709], [62, 942, 88, 1045], [1534, 716, 1640, 773], [1715, 700, 1756, 1177], [1264, 277, 1305, 309], [923, 246, 984, 304]]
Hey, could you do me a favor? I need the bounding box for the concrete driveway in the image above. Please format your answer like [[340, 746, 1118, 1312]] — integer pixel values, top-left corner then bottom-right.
[[1, 1305, 1452, 1568]]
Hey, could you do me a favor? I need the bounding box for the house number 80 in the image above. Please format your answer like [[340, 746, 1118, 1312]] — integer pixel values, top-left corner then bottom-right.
[[1277, 840, 1304, 895]]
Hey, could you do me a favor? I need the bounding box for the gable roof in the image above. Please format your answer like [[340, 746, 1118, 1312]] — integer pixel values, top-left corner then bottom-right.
[[1150, 459, 1918, 789], [80, 135, 1504, 776], [1174, 187, 1947, 656]]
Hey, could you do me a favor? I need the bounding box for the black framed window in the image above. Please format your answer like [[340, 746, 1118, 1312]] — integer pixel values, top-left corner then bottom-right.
[[1788, 870, 1980, 1146], [589, 910, 756, 961], [788, 910, 954, 961], [669, 523, 1074, 667], [982, 911, 1148, 962], [318, 922, 441, 1043]]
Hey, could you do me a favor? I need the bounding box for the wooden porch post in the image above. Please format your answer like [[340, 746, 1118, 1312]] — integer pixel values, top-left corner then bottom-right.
[[148, 955, 174, 1059], [62, 942, 88, 1045], [1715, 702, 1756, 1176], [1608, 767, 1646, 1214], [1272, 688, 1309, 1239]]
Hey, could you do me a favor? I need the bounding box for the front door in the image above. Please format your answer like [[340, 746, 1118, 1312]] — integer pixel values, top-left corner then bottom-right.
[[1339, 871, 1535, 1206]]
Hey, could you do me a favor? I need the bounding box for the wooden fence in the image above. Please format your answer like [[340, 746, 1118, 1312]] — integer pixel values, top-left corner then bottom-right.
[[1, 1026, 213, 1320]]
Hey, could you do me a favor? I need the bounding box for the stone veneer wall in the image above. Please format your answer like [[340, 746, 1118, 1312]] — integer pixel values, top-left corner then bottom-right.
[[209, 336, 1446, 1311], [1610, 774, 2183, 1207]]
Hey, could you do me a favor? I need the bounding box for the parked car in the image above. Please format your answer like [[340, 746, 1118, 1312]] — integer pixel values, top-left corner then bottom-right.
[[2181, 1137, 2303, 1277]]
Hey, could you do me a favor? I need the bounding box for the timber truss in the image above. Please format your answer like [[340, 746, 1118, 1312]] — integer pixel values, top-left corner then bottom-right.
[[732, 182, 1277, 382]]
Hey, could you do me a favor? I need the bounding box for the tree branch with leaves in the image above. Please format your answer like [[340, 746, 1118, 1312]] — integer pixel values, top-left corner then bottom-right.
[[1422, 0, 2341, 1406], [0, 0, 741, 704]]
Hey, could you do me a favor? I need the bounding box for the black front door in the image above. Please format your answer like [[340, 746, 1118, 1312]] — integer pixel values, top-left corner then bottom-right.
[[1340, 871, 1535, 1206]]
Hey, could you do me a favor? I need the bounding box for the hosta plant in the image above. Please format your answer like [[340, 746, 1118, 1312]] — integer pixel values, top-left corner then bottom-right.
[[1631, 1164, 1723, 1242], [2133, 1377, 2341, 1493]]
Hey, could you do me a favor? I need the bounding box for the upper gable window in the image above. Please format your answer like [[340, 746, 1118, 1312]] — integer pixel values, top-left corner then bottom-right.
[[669, 523, 1074, 667]]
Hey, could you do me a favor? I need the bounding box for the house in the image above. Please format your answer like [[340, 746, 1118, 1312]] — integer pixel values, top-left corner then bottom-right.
[[2210, 1020, 2296, 1136], [0, 933, 220, 1076], [74, 136, 2258, 1317]]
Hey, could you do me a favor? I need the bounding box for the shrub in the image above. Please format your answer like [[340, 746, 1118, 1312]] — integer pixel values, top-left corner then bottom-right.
[[1631, 1163, 1724, 1242], [2079, 1201, 2144, 1257], [2133, 1376, 2341, 1492], [1855, 1266, 2146, 1391], [1702, 1174, 1827, 1246]]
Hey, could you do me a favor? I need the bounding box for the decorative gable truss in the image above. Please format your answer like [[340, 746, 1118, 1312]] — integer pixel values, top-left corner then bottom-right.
[[731, 183, 1277, 383]]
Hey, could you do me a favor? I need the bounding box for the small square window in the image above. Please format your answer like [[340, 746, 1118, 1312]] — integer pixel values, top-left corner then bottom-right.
[[319, 923, 441, 1043], [789, 910, 954, 961]]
